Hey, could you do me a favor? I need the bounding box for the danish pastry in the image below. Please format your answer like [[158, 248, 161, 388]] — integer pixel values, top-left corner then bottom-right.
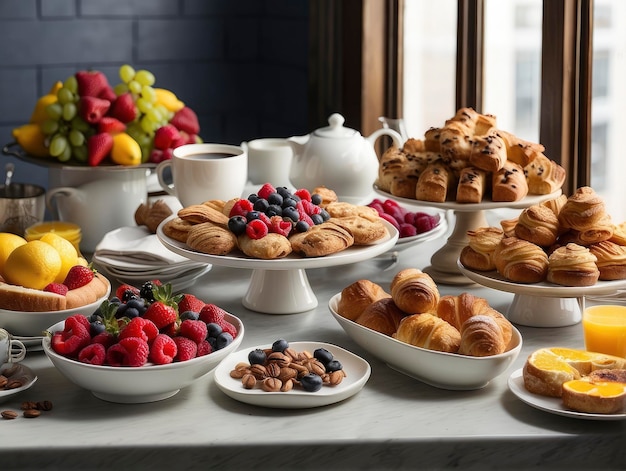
[[492, 161, 528, 202], [237, 232, 292, 259], [186, 222, 237, 256], [289, 220, 354, 257], [589, 241, 626, 280], [469, 132, 507, 173], [514, 204, 560, 247], [523, 154, 566, 195], [332, 216, 388, 245], [177, 204, 229, 227], [558, 186, 607, 232], [162, 217, 194, 243]]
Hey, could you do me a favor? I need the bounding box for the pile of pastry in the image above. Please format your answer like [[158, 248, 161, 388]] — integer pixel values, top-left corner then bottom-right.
[[336, 268, 515, 357], [376, 107, 565, 203], [460, 186, 626, 286], [161, 187, 390, 260]]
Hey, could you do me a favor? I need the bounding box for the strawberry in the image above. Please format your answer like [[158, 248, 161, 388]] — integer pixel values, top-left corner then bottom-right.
[[63, 265, 95, 290], [75, 70, 110, 98], [105, 337, 150, 367], [98, 85, 117, 102], [169, 106, 200, 135], [153, 124, 180, 150], [257, 183, 276, 200], [199, 304, 237, 337], [116, 284, 140, 301], [148, 334, 177, 365], [79, 96, 111, 124], [98, 116, 126, 134], [179, 319, 207, 344], [143, 284, 182, 330], [77, 343, 106, 365], [109, 92, 137, 123], [43, 282, 68, 296], [178, 293, 205, 314], [173, 336, 197, 362], [87, 132, 113, 166], [118, 317, 159, 344]]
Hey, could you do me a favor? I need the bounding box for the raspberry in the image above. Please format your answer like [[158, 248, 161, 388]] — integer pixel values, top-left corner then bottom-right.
[[382, 198, 401, 212], [367, 201, 385, 215], [77, 343, 106, 365], [257, 183, 276, 200], [118, 317, 159, 344], [399, 223, 418, 238], [44, 282, 68, 296], [91, 331, 115, 349], [228, 199, 253, 217], [294, 188, 312, 202], [64, 314, 91, 333], [51, 323, 91, 358], [414, 214, 437, 233], [301, 199, 322, 215], [196, 340, 213, 357], [105, 337, 150, 367], [219, 319, 237, 338], [268, 215, 292, 237], [246, 218, 268, 239], [378, 212, 400, 230], [148, 334, 177, 365], [179, 319, 208, 344], [173, 336, 197, 362]]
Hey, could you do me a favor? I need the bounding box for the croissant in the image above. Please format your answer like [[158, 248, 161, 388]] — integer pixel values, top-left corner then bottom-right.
[[393, 313, 461, 353], [390, 268, 440, 314], [460, 226, 504, 271], [514, 204, 560, 247], [558, 186, 607, 232], [557, 214, 614, 246], [336, 279, 391, 321], [493, 237, 549, 283], [589, 241, 626, 281], [547, 243, 599, 287], [458, 315, 507, 357], [355, 298, 406, 336]]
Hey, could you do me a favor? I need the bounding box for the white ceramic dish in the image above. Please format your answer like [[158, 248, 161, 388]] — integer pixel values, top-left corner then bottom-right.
[[96, 264, 212, 293], [0, 363, 38, 404], [0, 288, 111, 337], [328, 293, 522, 390], [508, 369, 626, 421], [214, 341, 371, 409], [43, 314, 244, 404]]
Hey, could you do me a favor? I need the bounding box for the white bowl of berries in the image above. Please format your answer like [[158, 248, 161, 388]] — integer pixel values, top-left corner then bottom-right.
[[42, 283, 244, 403]]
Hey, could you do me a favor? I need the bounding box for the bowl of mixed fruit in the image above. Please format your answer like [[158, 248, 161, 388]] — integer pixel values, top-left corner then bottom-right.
[[42, 281, 243, 403]]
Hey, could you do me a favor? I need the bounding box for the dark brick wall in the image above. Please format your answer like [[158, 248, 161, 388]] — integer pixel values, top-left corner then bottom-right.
[[0, 0, 309, 189]]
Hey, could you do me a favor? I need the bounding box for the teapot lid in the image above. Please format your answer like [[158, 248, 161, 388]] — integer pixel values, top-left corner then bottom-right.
[[313, 113, 359, 139]]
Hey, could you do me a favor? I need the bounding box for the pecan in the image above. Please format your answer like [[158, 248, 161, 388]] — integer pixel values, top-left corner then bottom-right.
[[305, 359, 326, 376], [278, 367, 297, 382], [229, 368, 248, 379], [267, 352, 291, 367], [280, 379, 294, 392], [0, 375, 7, 388], [23, 409, 41, 418], [328, 370, 345, 385], [289, 362, 309, 375], [37, 401, 53, 411], [1, 410, 18, 420], [297, 350, 313, 361], [241, 373, 257, 389], [250, 364, 268, 380], [283, 347, 299, 361], [6, 379, 23, 389], [261, 377, 282, 392], [265, 362, 281, 378], [21, 401, 37, 411]]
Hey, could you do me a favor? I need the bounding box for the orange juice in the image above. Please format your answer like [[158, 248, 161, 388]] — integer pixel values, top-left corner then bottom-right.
[[24, 221, 82, 252], [582, 304, 626, 358]]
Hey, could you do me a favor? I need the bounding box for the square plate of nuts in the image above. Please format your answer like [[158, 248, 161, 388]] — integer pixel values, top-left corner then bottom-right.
[[214, 340, 371, 408], [0, 363, 38, 404]]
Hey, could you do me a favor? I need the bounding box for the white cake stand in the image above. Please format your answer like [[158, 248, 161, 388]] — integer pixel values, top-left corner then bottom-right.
[[374, 186, 562, 285], [157, 216, 399, 314], [457, 261, 626, 327]]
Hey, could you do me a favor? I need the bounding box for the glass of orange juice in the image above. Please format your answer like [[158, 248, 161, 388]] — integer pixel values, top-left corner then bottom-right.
[[582, 296, 626, 358]]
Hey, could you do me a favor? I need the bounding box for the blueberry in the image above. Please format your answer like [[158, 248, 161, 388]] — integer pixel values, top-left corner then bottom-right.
[[276, 186, 291, 198], [253, 198, 269, 212], [266, 204, 283, 217], [326, 359, 343, 372], [320, 209, 331, 221], [248, 193, 259, 203], [295, 220, 310, 232], [228, 215, 248, 235], [88, 312, 103, 323], [311, 193, 323, 205], [216, 332, 234, 349], [282, 206, 299, 222], [282, 197, 298, 209], [126, 298, 145, 311], [300, 373, 323, 392], [180, 310, 199, 321], [311, 213, 324, 225], [115, 303, 128, 318], [248, 348, 267, 365], [267, 192, 283, 206], [109, 296, 122, 304], [246, 210, 261, 222], [313, 348, 333, 365], [206, 322, 223, 338], [125, 306, 140, 319], [90, 320, 106, 337], [272, 338, 289, 352], [207, 336, 217, 350]]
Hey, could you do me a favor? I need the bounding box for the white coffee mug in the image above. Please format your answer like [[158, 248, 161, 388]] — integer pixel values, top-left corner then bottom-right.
[[156, 143, 248, 207], [0, 328, 26, 364], [244, 138, 294, 187], [46, 168, 148, 253]]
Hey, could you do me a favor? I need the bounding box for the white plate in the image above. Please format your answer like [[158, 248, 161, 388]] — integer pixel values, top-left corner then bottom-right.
[[98, 264, 212, 293], [0, 363, 38, 404], [214, 341, 371, 409], [328, 293, 522, 390], [508, 368, 626, 420]]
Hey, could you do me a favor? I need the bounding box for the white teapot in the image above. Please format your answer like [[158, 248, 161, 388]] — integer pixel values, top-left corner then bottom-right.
[[288, 113, 403, 203]]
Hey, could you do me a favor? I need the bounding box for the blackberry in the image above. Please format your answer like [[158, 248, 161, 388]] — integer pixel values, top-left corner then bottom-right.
[[140, 281, 158, 303], [120, 289, 138, 303]]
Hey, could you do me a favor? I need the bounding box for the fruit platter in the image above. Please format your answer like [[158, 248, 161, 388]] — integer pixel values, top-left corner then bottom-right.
[[5, 64, 201, 168], [42, 280, 244, 403]]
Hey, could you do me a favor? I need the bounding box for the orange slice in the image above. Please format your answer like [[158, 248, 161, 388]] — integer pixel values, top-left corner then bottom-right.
[[562, 379, 626, 414]]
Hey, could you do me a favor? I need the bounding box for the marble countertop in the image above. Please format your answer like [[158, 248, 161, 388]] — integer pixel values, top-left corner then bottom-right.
[[2, 222, 625, 471]]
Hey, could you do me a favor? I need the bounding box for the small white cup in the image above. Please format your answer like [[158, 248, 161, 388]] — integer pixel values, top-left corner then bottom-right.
[[156, 143, 248, 207], [244, 138, 293, 187], [46, 168, 148, 253], [0, 328, 26, 364]]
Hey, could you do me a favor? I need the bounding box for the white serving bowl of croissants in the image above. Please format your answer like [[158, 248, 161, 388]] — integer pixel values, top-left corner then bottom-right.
[[328, 268, 522, 390]]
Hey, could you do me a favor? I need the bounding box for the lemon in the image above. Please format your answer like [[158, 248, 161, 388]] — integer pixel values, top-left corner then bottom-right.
[[3, 240, 62, 290], [0, 233, 27, 277], [111, 132, 142, 166], [39, 232, 78, 283]]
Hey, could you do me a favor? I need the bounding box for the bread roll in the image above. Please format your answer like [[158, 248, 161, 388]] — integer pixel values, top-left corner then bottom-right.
[[456, 166, 489, 204], [390, 268, 440, 314], [355, 298, 406, 336], [558, 186, 607, 232], [336, 280, 391, 321], [460, 227, 504, 271], [514, 204, 560, 247], [547, 243, 599, 287], [415, 161, 455, 203], [523, 154, 566, 195], [393, 313, 461, 353], [492, 161, 528, 202], [469, 132, 507, 173], [589, 241, 626, 280], [493, 237, 549, 283], [458, 315, 507, 357]]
